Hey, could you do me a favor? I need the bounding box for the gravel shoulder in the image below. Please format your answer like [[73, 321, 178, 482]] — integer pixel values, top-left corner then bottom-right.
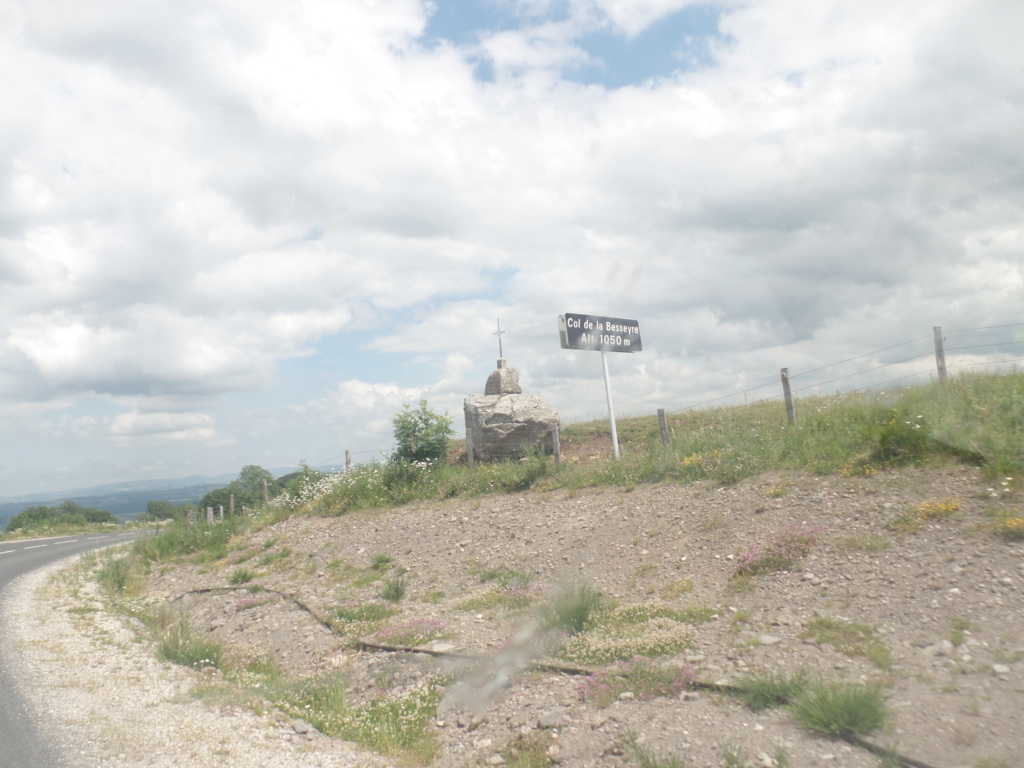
[[5, 465, 1024, 768]]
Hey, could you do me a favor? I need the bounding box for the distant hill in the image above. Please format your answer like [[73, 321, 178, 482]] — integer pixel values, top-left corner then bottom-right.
[[0, 469, 297, 530]]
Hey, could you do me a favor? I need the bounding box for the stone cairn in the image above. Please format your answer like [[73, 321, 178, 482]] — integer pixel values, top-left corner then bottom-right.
[[463, 359, 560, 462]]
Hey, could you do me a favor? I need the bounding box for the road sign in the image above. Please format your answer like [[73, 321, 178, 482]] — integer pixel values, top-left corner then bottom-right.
[[557, 313, 643, 460], [558, 313, 642, 353]]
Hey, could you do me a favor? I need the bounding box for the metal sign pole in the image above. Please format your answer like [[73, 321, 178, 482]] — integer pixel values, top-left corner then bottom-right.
[[601, 350, 620, 460]]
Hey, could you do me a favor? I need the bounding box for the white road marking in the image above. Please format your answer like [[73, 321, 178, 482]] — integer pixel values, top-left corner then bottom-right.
[[23, 544, 47, 550], [0, 550, 15, 555]]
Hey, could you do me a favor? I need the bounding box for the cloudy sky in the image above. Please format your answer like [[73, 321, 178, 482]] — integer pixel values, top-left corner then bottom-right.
[[2, 0, 1022, 496]]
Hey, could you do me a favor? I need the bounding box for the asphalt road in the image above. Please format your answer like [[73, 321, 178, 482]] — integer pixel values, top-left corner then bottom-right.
[[0, 531, 138, 768]]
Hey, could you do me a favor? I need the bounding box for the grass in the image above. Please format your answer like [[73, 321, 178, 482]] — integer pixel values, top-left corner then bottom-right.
[[557, 602, 697, 665], [278, 673, 441, 761], [802, 617, 893, 669], [888, 498, 963, 533], [150, 608, 224, 670], [329, 603, 398, 639], [228, 567, 256, 585], [578, 658, 696, 707], [659, 578, 694, 599], [628, 734, 692, 768], [379, 576, 408, 603], [500, 732, 553, 768], [541, 582, 606, 635], [729, 668, 810, 712], [371, 619, 447, 647], [790, 681, 889, 738], [214, 372, 1024, 523]]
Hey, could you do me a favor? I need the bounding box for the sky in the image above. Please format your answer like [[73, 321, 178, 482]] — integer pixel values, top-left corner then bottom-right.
[[1, 0, 1023, 497]]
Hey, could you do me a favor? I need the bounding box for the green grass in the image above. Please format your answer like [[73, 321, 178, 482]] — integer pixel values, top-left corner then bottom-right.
[[278, 673, 441, 761], [500, 733, 553, 768], [729, 668, 810, 712], [790, 681, 889, 738], [150, 608, 225, 670], [541, 583, 606, 635], [229, 567, 256, 585], [802, 617, 893, 669], [379, 576, 408, 603]]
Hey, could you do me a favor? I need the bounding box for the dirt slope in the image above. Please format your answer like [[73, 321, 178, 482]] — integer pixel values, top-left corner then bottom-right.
[[141, 465, 1024, 768]]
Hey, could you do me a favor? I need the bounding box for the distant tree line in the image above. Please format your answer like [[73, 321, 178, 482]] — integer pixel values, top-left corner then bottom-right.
[[5, 500, 116, 533], [138, 464, 319, 522]]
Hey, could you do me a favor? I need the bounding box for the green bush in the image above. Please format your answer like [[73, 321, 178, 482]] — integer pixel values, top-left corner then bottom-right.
[[391, 400, 453, 464]]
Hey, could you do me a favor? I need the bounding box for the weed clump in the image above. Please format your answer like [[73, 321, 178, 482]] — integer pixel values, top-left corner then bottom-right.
[[790, 681, 888, 738], [730, 668, 809, 711], [542, 583, 606, 635]]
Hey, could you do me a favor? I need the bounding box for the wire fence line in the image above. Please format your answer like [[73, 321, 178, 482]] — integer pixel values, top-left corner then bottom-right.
[[311, 322, 1022, 467]]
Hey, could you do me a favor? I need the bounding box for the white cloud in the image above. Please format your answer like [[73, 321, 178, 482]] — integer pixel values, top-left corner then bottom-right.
[[1, 0, 1022, 493]]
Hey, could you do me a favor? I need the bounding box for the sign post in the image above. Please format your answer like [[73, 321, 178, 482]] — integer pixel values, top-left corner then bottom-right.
[[558, 313, 643, 460]]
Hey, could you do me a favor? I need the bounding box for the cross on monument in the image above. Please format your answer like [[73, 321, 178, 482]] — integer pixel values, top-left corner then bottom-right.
[[494, 318, 505, 358]]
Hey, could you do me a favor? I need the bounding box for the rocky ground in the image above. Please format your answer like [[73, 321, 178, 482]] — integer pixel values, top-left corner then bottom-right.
[[9, 459, 1024, 768]]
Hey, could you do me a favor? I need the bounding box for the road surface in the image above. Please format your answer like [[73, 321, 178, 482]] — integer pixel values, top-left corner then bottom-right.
[[0, 532, 137, 768]]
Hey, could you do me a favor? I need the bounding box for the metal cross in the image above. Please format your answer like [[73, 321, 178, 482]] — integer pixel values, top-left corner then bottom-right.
[[494, 318, 505, 358]]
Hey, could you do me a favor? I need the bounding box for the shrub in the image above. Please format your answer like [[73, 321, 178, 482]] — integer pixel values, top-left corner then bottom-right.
[[392, 400, 453, 464]]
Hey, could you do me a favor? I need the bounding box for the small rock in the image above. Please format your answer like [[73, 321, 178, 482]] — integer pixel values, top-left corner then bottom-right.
[[617, 692, 634, 702], [538, 707, 568, 728], [292, 719, 312, 735], [993, 664, 1011, 675], [474, 738, 493, 749], [487, 754, 506, 766], [430, 643, 456, 654], [759, 634, 782, 646], [681, 691, 700, 702]]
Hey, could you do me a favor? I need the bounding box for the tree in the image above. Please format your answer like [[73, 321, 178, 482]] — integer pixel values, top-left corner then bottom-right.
[[198, 465, 279, 514], [5, 501, 115, 533], [238, 465, 275, 504], [391, 400, 453, 464]]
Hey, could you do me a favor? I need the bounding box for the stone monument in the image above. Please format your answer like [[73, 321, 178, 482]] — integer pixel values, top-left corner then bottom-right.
[[464, 358, 559, 461], [463, 321, 559, 461]]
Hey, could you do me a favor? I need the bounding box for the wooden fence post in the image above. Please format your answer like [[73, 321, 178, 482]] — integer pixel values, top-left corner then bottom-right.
[[345, 449, 352, 469], [218, 505, 224, 522], [781, 368, 796, 425], [262, 479, 269, 505], [933, 325, 947, 383], [657, 409, 669, 445], [552, 422, 560, 467], [229, 494, 234, 516], [206, 506, 214, 525]]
